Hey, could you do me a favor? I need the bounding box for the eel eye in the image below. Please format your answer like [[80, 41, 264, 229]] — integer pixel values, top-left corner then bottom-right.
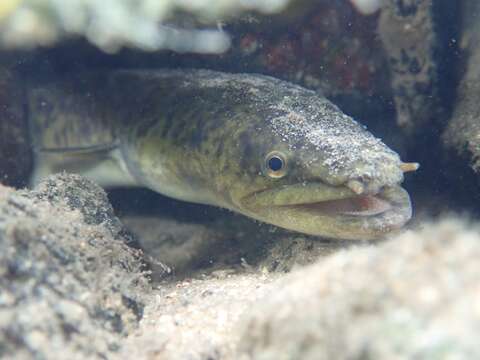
[[265, 151, 287, 178]]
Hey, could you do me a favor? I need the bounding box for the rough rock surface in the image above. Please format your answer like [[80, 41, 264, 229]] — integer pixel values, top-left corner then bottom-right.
[[120, 272, 279, 360], [236, 219, 480, 360], [0, 0, 290, 53], [1, 173, 479, 359], [123, 214, 355, 278], [0, 173, 150, 359], [378, 0, 441, 131], [122, 217, 232, 278], [443, 0, 480, 172]]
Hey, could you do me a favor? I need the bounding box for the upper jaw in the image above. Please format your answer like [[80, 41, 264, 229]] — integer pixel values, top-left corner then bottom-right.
[[241, 181, 404, 217], [241, 181, 358, 208], [285, 184, 411, 219]]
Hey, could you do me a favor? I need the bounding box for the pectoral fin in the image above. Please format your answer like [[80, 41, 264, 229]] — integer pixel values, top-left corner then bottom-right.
[[31, 145, 138, 188]]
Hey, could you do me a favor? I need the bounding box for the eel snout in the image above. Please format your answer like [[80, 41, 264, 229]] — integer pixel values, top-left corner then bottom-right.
[[346, 161, 419, 195]]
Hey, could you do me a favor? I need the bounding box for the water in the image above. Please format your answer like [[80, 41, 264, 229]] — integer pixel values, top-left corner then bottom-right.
[[2, 1, 480, 359]]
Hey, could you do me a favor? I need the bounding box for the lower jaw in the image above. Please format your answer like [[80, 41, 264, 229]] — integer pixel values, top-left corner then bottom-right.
[[339, 187, 412, 239]]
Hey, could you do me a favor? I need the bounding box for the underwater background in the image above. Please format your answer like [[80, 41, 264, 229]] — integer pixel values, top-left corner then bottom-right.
[[1, 1, 480, 359]]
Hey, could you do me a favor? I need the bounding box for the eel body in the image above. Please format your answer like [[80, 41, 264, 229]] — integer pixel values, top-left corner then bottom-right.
[[27, 69, 414, 240]]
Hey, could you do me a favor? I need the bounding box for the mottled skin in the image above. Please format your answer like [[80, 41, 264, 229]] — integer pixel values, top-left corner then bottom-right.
[[27, 69, 413, 240]]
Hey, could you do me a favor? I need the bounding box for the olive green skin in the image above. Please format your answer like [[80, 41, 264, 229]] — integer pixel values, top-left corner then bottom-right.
[[27, 69, 412, 240]]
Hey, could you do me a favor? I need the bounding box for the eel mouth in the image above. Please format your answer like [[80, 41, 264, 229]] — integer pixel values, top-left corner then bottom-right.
[[285, 193, 392, 217], [240, 182, 412, 240]]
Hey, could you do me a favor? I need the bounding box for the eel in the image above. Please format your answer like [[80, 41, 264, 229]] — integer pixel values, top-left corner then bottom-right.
[[26, 69, 417, 240]]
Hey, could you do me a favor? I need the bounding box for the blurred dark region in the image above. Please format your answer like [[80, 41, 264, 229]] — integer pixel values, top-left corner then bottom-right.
[[7, 0, 480, 223], [108, 187, 230, 223]]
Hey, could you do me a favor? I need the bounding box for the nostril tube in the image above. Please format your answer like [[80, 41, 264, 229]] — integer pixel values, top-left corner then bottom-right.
[[347, 179, 365, 195], [400, 162, 420, 173]]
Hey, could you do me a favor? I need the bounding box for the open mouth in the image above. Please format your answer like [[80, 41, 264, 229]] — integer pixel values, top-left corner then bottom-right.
[[242, 183, 412, 240], [241, 181, 406, 218], [240, 182, 412, 239], [285, 193, 392, 217]]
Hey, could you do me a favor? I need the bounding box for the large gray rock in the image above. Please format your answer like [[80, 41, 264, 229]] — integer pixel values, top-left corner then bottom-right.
[[0, 173, 150, 359], [236, 219, 480, 359]]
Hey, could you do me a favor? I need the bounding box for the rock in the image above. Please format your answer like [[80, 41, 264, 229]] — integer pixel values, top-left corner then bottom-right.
[[255, 235, 355, 273], [212, 1, 391, 103], [34, 173, 137, 242], [0, 173, 150, 359], [123, 216, 227, 278], [377, 0, 442, 131], [120, 272, 278, 360], [3, 174, 477, 360], [0, 0, 290, 53], [123, 213, 353, 278], [443, 0, 480, 172], [236, 219, 480, 359]]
